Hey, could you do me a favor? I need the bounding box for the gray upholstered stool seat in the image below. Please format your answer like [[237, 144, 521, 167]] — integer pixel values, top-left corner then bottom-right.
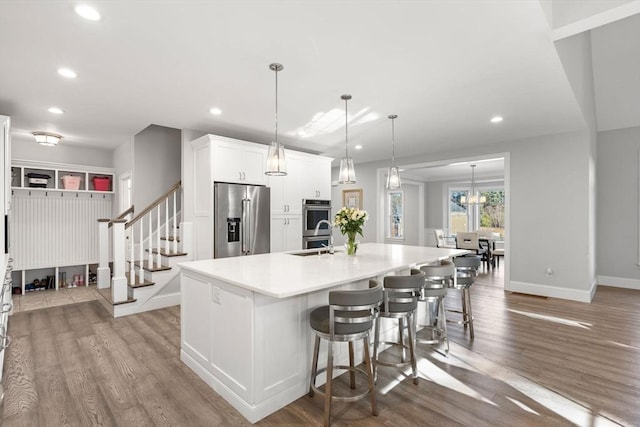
[[449, 256, 480, 339], [419, 260, 455, 355], [373, 269, 425, 385], [309, 281, 383, 427]]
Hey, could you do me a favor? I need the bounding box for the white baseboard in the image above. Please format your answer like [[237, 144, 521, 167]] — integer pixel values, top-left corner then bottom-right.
[[506, 281, 593, 302], [114, 292, 180, 317], [597, 275, 640, 290]]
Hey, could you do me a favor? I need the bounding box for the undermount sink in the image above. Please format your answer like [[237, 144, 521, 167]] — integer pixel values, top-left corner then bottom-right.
[[289, 248, 341, 256]]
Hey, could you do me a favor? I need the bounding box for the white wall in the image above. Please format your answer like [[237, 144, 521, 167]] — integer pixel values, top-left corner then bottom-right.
[[12, 134, 113, 168], [133, 125, 181, 211], [181, 128, 207, 224], [597, 126, 640, 288]]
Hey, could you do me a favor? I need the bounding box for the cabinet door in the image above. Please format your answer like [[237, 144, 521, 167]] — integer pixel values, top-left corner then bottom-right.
[[242, 144, 267, 185], [270, 216, 286, 253], [1, 115, 9, 215], [181, 274, 213, 365], [283, 216, 302, 252], [212, 140, 244, 183], [284, 155, 303, 215], [267, 176, 287, 215], [298, 156, 332, 200]]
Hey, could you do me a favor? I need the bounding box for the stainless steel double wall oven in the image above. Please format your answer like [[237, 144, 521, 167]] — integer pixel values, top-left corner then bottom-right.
[[301, 199, 332, 249]]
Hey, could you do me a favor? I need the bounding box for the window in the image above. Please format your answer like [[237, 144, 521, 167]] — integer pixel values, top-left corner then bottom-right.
[[448, 186, 504, 236], [387, 191, 404, 239], [448, 189, 468, 234], [478, 189, 505, 237]]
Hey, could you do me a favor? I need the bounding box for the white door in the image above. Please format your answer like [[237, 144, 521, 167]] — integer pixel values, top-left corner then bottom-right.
[[119, 172, 132, 214]]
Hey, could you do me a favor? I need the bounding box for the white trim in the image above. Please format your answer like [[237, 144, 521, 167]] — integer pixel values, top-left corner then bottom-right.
[[551, 2, 640, 41], [506, 280, 594, 303], [113, 292, 181, 318], [12, 158, 114, 174], [597, 275, 640, 290]]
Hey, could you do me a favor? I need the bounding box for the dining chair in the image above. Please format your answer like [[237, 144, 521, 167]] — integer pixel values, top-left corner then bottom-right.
[[456, 231, 490, 270]]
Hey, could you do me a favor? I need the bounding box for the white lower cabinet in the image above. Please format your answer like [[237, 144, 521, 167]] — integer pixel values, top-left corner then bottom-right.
[[270, 215, 301, 253]]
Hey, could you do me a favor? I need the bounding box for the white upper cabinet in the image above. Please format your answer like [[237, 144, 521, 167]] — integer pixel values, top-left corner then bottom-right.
[[1, 115, 10, 215], [297, 154, 332, 200], [211, 138, 267, 185]]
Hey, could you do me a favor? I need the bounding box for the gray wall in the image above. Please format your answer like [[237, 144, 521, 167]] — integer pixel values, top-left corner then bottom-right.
[[12, 134, 113, 168], [597, 126, 640, 283], [332, 128, 596, 300], [133, 125, 181, 211]]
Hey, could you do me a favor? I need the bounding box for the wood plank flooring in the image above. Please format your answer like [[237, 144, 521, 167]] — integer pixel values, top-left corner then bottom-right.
[[1, 268, 638, 426]]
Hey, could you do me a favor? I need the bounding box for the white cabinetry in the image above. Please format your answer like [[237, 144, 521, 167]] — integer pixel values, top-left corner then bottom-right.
[[270, 215, 302, 253], [212, 139, 266, 185], [190, 134, 332, 258], [1, 116, 10, 216]]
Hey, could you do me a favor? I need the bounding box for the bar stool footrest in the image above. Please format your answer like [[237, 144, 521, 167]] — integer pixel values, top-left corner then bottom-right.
[[310, 365, 374, 403]]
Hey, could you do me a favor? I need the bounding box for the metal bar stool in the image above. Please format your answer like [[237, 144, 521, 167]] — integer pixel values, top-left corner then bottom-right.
[[449, 256, 481, 339], [418, 260, 455, 356], [373, 269, 425, 385], [308, 281, 383, 427]]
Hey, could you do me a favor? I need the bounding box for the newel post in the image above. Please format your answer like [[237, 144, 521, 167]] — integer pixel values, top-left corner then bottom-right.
[[97, 219, 111, 289], [111, 218, 128, 303]]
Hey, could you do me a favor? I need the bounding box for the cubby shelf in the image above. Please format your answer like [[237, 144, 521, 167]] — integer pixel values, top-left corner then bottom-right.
[[12, 159, 115, 193]]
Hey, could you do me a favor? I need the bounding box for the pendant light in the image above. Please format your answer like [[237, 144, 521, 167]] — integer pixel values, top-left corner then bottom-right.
[[460, 164, 486, 204], [265, 63, 287, 176], [386, 114, 401, 189], [338, 94, 356, 184]]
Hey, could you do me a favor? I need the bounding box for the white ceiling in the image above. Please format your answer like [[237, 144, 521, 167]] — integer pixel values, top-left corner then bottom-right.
[[0, 1, 637, 168]]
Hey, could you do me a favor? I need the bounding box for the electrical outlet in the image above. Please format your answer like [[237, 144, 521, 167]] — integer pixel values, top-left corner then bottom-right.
[[212, 286, 221, 304]]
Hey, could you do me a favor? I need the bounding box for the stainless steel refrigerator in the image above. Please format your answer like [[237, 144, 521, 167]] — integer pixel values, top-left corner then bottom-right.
[[214, 183, 270, 258]]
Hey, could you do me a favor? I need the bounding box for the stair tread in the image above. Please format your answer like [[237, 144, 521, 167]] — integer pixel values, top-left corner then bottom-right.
[[146, 248, 188, 257], [160, 236, 181, 242], [134, 261, 172, 272], [125, 272, 155, 288], [97, 287, 137, 305]]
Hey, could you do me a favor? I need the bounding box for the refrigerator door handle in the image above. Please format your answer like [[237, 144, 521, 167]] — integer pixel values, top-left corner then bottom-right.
[[242, 198, 250, 255]]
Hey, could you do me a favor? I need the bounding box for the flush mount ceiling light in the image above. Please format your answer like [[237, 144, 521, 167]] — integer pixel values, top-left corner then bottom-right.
[[490, 115, 504, 123], [33, 131, 62, 147], [265, 63, 287, 176], [57, 67, 77, 79], [338, 94, 356, 184], [209, 107, 222, 116], [48, 107, 65, 114], [75, 4, 101, 21], [460, 164, 486, 205], [386, 114, 401, 190], [354, 144, 363, 150]]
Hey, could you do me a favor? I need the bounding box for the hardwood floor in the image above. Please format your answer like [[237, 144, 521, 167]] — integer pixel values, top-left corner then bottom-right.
[[1, 268, 638, 426]]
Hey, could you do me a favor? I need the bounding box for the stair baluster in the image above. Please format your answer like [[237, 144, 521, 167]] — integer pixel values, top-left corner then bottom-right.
[[173, 191, 178, 253], [148, 210, 153, 268], [156, 205, 162, 266], [129, 224, 134, 285], [165, 196, 170, 253], [138, 219, 144, 284]]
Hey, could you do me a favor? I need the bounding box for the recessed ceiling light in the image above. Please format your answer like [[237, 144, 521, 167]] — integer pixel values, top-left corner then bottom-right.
[[209, 107, 222, 116], [58, 68, 77, 79], [490, 116, 504, 123], [354, 145, 363, 150], [48, 107, 65, 114], [75, 4, 101, 21]]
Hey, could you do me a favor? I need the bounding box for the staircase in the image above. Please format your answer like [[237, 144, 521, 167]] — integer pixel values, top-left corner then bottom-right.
[[96, 181, 192, 318]]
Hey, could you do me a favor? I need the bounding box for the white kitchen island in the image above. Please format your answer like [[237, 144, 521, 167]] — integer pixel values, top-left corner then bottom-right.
[[179, 243, 467, 423]]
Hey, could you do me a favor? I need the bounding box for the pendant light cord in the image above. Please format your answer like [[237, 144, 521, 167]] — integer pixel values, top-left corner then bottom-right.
[[274, 67, 279, 144], [344, 97, 349, 158], [391, 117, 396, 167]]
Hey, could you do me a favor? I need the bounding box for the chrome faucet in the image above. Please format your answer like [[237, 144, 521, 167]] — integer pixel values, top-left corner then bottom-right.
[[314, 220, 334, 254]]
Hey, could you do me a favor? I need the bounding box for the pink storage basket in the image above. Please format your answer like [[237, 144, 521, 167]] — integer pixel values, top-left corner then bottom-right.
[[61, 175, 82, 190], [93, 176, 111, 191]]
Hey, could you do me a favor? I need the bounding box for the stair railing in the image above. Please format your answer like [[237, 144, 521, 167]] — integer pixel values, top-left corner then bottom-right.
[[97, 181, 181, 303], [125, 181, 181, 285]]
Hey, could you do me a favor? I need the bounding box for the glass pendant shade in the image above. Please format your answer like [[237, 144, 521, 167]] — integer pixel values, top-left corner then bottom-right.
[[266, 141, 286, 176], [386, 166, 401, 189], [338, 94, 356, 184], [265, 63, 287, 176], [385, 114, 401, 189], [339, 157, 356, 184]]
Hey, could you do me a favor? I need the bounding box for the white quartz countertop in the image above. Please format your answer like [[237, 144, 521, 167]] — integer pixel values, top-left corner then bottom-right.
[[179, 243, 468, 298]]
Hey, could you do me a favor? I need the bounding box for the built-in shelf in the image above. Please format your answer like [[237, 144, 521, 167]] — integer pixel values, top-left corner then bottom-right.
[[12, 160, 115, 193]]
